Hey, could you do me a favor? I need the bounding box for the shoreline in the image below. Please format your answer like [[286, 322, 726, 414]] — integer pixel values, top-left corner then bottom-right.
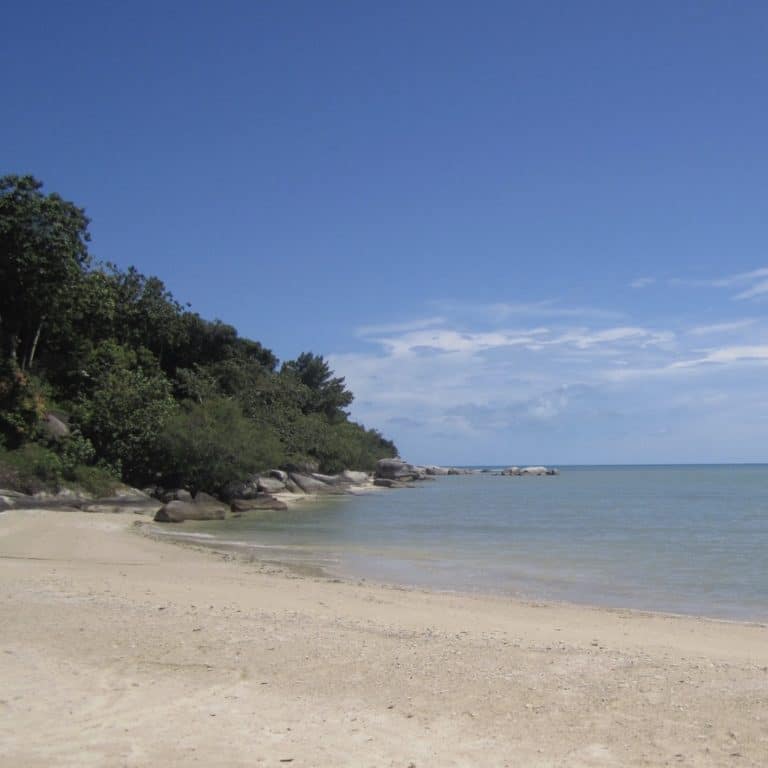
[[144, 518, 768, 628], [2, 508, 767, 767]]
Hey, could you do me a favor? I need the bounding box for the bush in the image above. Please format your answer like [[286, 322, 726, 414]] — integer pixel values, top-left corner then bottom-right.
[[69, 464, 121, 497], [160, 396, 284, 495], [0, 444, 63, 494]]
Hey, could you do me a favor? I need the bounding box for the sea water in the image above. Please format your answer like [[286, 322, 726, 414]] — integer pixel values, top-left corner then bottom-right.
[[183, 465, 768, 621]]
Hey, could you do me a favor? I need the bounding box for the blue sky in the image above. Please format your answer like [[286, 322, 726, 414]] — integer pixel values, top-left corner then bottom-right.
[[4, 2, 768, 464]]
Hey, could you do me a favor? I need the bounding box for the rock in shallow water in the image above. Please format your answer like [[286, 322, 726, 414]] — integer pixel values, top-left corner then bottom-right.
[[154, 499, 227, 523]]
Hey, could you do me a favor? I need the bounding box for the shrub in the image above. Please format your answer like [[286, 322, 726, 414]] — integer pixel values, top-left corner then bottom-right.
[[0, 444, 63, 494]]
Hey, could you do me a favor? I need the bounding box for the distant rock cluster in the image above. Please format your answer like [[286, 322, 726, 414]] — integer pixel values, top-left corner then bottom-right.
[[0, 458, 559, 526], [500, 466, 559, 476]]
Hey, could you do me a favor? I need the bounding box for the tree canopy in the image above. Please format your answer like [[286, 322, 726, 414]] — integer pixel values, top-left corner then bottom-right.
[[0, 175, 397, 492]]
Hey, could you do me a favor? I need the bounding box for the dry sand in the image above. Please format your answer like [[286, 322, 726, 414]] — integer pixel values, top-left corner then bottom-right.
[[1, 508, 766, 767]]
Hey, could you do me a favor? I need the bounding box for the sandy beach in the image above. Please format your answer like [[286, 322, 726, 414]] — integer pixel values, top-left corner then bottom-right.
[[1, 509, 766, 767]]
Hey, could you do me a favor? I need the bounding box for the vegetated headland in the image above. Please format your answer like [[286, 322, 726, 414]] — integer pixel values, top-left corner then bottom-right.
[[0, 174, 397, 503]]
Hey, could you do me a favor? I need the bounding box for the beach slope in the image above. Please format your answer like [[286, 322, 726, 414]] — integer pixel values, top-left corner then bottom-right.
[[0, 509, 766, 767]]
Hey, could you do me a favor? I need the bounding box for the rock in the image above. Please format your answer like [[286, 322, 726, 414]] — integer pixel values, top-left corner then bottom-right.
[[373, 478, 413, 489], [341, 470, 369, 484], [284, 477, 302, 494], [375, 458, 421, 482], [82, 497, 162, 515], [112, 486, 153, 501], [0, 489, 33, 510], [42, 412, 70, 440], [230, 496, 288, 514], [268, 469, 288, 482], [160, 488, 193, 503], [289, 473, 344, 494], [501, 466, 558, 476], [310, 473, 346, 486], [425, 466, 450, 476], [221, 478, 260, 501], [154, 499, 227, 523], [257, 476, 286, 493], [55, 487, 94, 502]]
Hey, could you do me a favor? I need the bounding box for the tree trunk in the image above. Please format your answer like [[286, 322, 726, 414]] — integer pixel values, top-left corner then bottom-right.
[[27, 322, 43, 369], [9, 334, 18, 363]]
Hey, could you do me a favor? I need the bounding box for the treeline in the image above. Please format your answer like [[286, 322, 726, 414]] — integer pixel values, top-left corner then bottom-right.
[[0, 175, 396, 494]]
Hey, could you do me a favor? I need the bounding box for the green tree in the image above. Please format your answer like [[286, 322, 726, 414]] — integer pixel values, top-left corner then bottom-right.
[[281, 352, 353, 420], [72, 341, 176, 484], [0, 175, 91, 369], [160, 396, 284, 494]]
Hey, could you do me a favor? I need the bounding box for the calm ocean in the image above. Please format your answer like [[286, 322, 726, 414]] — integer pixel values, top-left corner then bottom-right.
[[180, 465, 768, 621]]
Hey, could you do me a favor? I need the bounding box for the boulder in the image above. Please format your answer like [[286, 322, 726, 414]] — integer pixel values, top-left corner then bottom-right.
[[230, 496, 288, 514], [257, 476, 286, 494], [520, 466, 548, 476], [310, 473, 346, 486], [154, 499, 227, 523], [373, 478, 413, 489], [221, 478, 260, 501], [82, 496, 162, 515], [42, 412, 70, 440], [501, 467, 521, 476], [268, 469, 288, 482], [425, 466, 450, 476], [341, 470, 369, 485], [113, 486, 152, 501], [289, 473, 344, 494], [160, 488, 193, 503], [284, 477, 303, 494], [375, 458, 421, 482]]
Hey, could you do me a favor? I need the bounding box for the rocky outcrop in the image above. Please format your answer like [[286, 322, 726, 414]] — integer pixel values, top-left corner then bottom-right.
[[230, 495, 288, 514], [501, 466, 559, 476], [289, 473, 346, 494], [257, 476, 286, 494], [154, 493, 228, 523], [341, 469, 369, 484], [375, 458, 424, 482], [81, 486, 162, 515], [160, 488, 193, 503], [373, 478, 414, 489]]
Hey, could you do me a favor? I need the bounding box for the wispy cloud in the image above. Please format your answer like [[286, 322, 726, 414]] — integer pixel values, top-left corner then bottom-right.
[[330, 294, 768, 463], [687, 319, 756, 336], [675, 266, 768, 301], [630, 277, 655, 289], [356, 316, 445, 337], [432, 299, 625, 321], [671, 345, 768, 369]]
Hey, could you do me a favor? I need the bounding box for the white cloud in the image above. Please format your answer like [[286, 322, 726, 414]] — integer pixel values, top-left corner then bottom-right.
[[677, 266, 768, 301], [432, 299, 624, 321], [709, 267, 768, 288], [734, 280, 768, 300], [630, 277, 655, 288], [328, 294, 768, 462], [670, 345, 768, 369], [356, 316, 445, 337], [687, 319, 756, 336]]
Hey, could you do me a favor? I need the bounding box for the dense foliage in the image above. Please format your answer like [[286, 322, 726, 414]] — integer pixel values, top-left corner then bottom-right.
[[0, 175, 396, 493]]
